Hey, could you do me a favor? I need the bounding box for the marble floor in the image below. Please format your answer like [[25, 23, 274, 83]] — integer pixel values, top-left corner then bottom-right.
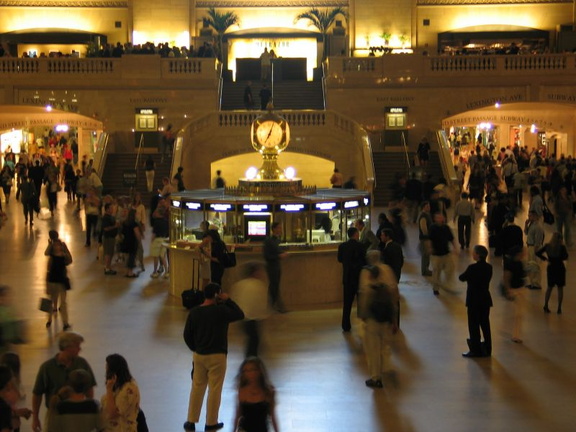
[[1, 193, 575, 432]]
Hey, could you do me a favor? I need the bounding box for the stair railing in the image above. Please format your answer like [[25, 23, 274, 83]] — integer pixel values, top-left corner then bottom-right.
[[91, 132, 109, 179], [134, 133, 144, 171], [435, 130, 457, 183], [401, 131, 411, 174], [321, 61, 327, 109]]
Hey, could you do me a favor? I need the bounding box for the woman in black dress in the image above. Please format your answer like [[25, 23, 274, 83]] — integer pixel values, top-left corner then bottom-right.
[[44, 230, 72, 330], [536, 232, 569, 314], [234, 357, 279, 432]]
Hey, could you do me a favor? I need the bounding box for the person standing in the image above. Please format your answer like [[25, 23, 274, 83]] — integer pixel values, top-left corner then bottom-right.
[[0, 365, 20, 432], [417, 137, 430, 167], [453, 192, 475, 249], [330, 168, 344, 188], [213, 171, 226, 189], [263, 222, 288, 313], [459, 245, 493, 358], [337, 227, 366, 332], [429, 212, 457, 295], [101, 354, 141, 432], [537, 232, 569, 314], [378, 229, 403, 283], [120, 209, 142, 278], [354, 219, 379, 252], [243, 82, 254, 110], [554, 185, 573, 247], [101, 203, 120, 275], [173, 166, 186, 192], [359, 250, 399, 389], [524, 210, 545, 290], [150, 198, 170, 278], [259, 84, 272, 111], [143, 155, 155, 193], [259, 48, 271, 81], [31, 332, 97, 432], [183, 283, 244, 432], [417, 201, 433, 276]]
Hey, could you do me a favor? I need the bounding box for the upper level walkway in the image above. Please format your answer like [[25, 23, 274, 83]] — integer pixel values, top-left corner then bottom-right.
[[0, 187, 575, 431]]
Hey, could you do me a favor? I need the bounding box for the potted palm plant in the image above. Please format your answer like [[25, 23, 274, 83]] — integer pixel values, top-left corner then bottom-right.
[[295, 7, 348, 61], [203, 7, 240, 61]]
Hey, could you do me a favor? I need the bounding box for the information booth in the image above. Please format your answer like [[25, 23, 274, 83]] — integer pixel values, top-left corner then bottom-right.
[[169, 188, 372, 308]]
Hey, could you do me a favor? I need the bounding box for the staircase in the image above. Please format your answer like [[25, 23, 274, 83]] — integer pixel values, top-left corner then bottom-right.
[[221, 80, 325, 110], [101, 153, 172, 204], [373, 151, 444, 206]]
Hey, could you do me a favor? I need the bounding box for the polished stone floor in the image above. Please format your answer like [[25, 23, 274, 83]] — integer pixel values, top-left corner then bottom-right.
[[1, 193, 575, 432]]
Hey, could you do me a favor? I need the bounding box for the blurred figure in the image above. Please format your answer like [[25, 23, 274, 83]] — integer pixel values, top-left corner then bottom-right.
[[501, 246, 527, 343], [143, 155, 155, 193], [232, 262, 270, 357], [18, 175, 37, 227], [429, 212, 457, 295], [0, 365, 20, 432], [120, 209, 142, 278], [233, 357, 279, 432], [0, 352, 32, 432], [337, 227, 365, 332], [44, 230, 73, 330], [101, 354, 141, 432], [330, 168, 343, 188], [359, 251, 399, 389]]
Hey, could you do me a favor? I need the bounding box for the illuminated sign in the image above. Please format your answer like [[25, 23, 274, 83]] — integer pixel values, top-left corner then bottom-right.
[[315, 202, 338, 211], [185, 202, 202, 210], [277, 204, 307, 212], [209, 203, 234, 212], [385, 107, 407, 113], [242, 204, 269, 212], [344, 200, 360, 209], [136, 108, 157, 114], [363, 197, 370, 206], [171, 200, 181, 207]]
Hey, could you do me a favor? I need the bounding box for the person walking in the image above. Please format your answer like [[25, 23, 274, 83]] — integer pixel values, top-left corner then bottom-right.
[[359, 250, 399, 388], [524, 210, 545, 290], [337, 226, 366, 332], [120, 209, 142, 278], [428, 212, 457, 295], [31, 332, 97, 432], [44, 230, 73, 330], [378, 228, 404, 283], [183, 283, 244, 432], [243, 82, 254, 110], [537, 232, 569, 314], [459, 245, 493, 358], [143, 155, 155, 193], [233, 357, 280, 432], [417, 201, 433, 276], [502, 246, 527, 343], [259, 84, 272, 110], [453, 192, 475, 249], [263, 222, 288, 313], [19, 175, 37, 227]]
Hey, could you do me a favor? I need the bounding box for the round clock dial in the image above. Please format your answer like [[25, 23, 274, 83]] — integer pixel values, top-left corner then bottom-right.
[[256, 120, 284, 148]]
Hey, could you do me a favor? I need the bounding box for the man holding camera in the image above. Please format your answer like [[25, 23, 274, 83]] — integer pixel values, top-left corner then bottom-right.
[[183, 283, 244, 432]]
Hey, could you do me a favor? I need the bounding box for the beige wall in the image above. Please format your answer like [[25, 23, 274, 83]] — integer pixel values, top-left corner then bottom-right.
[[353, 0, 412, 50]]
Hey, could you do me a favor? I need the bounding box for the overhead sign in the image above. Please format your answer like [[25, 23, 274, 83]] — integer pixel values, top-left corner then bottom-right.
[[242, 204, 270, 212], [315, 202, 338, 211], [185, 202, 203, 210], [208, 203, 235, 212], [276, 203, 308, 212]]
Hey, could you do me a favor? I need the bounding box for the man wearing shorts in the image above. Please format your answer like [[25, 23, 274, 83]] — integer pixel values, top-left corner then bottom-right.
[[150, 198, 169, 278], [101, 202, 119, 275]]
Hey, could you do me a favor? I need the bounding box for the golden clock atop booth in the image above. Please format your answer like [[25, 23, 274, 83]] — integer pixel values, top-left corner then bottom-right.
[[251, 108, 290, 153]]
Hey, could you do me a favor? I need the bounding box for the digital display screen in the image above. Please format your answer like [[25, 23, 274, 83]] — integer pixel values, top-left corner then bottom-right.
[[248, 220, 267, 236]]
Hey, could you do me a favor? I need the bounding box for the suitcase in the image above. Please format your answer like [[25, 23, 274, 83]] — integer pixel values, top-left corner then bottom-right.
[[181, 289, 204, 309]]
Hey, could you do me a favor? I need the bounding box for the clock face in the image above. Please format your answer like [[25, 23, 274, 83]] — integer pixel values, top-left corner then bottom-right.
[[256, 120, 284, 148]]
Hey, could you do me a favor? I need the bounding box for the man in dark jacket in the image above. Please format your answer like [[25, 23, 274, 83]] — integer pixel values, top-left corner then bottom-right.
[[337, 227, 366, 332], [379, 228, 404, 283], [459, 245, 493, 357], [183, 283, 244, 432]]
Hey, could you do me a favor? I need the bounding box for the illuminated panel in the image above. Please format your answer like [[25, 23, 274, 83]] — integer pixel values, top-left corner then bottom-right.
[[242, 204, 270, 212], [171, 200, 181, 208], [363, 197, 370, 206], [344, 200, 360, 209], [185, 202, 203, 210], [208, 203, 235, 212], [315, 202, 338, 211], [276, 203, 308, 212]]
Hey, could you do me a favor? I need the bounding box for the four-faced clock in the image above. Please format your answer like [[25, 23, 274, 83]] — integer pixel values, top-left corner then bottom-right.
[[255, 120, 284, 148]]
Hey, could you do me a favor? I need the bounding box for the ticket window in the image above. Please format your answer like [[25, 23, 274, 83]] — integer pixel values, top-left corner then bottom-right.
[[276, 211, 308, 244]]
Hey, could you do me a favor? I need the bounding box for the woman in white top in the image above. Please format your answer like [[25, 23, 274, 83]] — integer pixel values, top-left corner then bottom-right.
[[102, 354, 141, 432]]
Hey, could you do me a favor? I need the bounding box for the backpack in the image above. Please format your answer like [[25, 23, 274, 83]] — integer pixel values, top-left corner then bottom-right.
[[369, 283, 395, 323]]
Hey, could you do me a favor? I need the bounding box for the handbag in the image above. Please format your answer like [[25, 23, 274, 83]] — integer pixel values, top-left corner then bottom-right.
[[219, 241, 237, 268], [39, 297, 52, 312], [542, 203, 555, 225]]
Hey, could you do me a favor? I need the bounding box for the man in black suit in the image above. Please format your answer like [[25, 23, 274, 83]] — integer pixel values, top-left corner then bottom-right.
[[459, 245, 493, 357], [337, 227, 366, 332], [379, 228, 404, 283]]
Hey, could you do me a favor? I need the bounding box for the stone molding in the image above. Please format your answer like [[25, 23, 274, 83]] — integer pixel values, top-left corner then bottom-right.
[[0, 0, 127, 7], [418, 0, 569, 4], [196, 0, 348, 7]]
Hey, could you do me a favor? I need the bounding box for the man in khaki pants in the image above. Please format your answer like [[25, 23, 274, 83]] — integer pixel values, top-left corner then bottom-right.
[[183, 283, 244, 432]]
